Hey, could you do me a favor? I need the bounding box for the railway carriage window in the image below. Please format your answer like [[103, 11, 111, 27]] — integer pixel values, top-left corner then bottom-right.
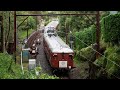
[[69, 54, 73, 60], [53, 54, 57, 60], [48, 34, 52, 37], [47, 30, 54, 33], [42, 30, 44, 33], [47, 29, 56, 37], [54, 55, 57, 60]]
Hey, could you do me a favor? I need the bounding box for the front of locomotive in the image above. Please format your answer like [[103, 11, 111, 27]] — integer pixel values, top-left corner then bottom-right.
[[50, 48, 75, 71]]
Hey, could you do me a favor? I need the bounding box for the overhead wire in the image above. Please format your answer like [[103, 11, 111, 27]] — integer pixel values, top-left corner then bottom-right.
[[57, 30, 120, 79], [79, 52, 120, 79], [57, 30, 120, 69]]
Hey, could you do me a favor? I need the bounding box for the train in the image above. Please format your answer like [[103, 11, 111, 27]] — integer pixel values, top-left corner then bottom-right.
[[43, 20, 75, 72]]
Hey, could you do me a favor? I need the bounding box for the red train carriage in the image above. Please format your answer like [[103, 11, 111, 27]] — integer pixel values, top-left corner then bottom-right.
[[43, 38, 74, 70], [43, 20, 75, 71]]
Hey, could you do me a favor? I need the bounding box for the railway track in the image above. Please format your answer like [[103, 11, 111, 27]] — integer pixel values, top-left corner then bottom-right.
[[52, 70, 71, 79], [36, 32, 53, 75], [59, 73, 70, 79], [26, 30, 41, 48], [25, 28, 53, 75], [60, 77, 70, 79], [25, 27, 88, 79], [26, 31, 81, 79]]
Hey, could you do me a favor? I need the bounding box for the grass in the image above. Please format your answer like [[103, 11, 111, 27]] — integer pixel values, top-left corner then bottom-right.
[[19, 29, 34, 41], [73, 56, 89, 79], [74, 57, 81, 67]]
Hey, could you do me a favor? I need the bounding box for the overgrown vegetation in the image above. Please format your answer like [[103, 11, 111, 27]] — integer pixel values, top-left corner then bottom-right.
[[0, 11, 38, 52], [18, 28, 34, 40], [74, 25, 96, 50], [0, 53, 59, 79], [94, 46, 120, 79], [58, 11, 120, 79], [0, 53, 22, 79], [1, 11, 120, 79], [101, 14, 120, 45]]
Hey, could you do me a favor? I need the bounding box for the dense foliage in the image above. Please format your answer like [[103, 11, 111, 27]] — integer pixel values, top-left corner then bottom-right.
[[58, 13, 96, 38], [101, 14, 120, 45], [0, 53, 59, 79], [0, 11, 38, 52], [74, 25, 96, 50], [0, 53, 22, 79], [1, 11, 120, 79], [94, 46, 120, 78]]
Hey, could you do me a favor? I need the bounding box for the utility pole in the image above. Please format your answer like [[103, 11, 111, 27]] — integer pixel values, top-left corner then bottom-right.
[[88, 11, 100, 79], [14, 11, 16, 63]]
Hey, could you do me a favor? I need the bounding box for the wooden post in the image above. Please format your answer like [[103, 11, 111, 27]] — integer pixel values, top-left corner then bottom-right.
[[89, 11, 100, 79]]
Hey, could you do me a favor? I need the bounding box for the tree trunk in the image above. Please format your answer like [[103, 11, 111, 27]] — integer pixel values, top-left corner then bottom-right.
[[0, 15, 5, 53], [88, 44, 97, 79]]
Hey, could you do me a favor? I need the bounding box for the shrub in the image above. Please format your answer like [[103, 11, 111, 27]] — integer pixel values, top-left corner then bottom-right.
[[94, 46, 120, 78], [101, 14, 120, 45], [27, 16, 36, 29], [0, 53, 21, 79], [74, 25, 96, 50]]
